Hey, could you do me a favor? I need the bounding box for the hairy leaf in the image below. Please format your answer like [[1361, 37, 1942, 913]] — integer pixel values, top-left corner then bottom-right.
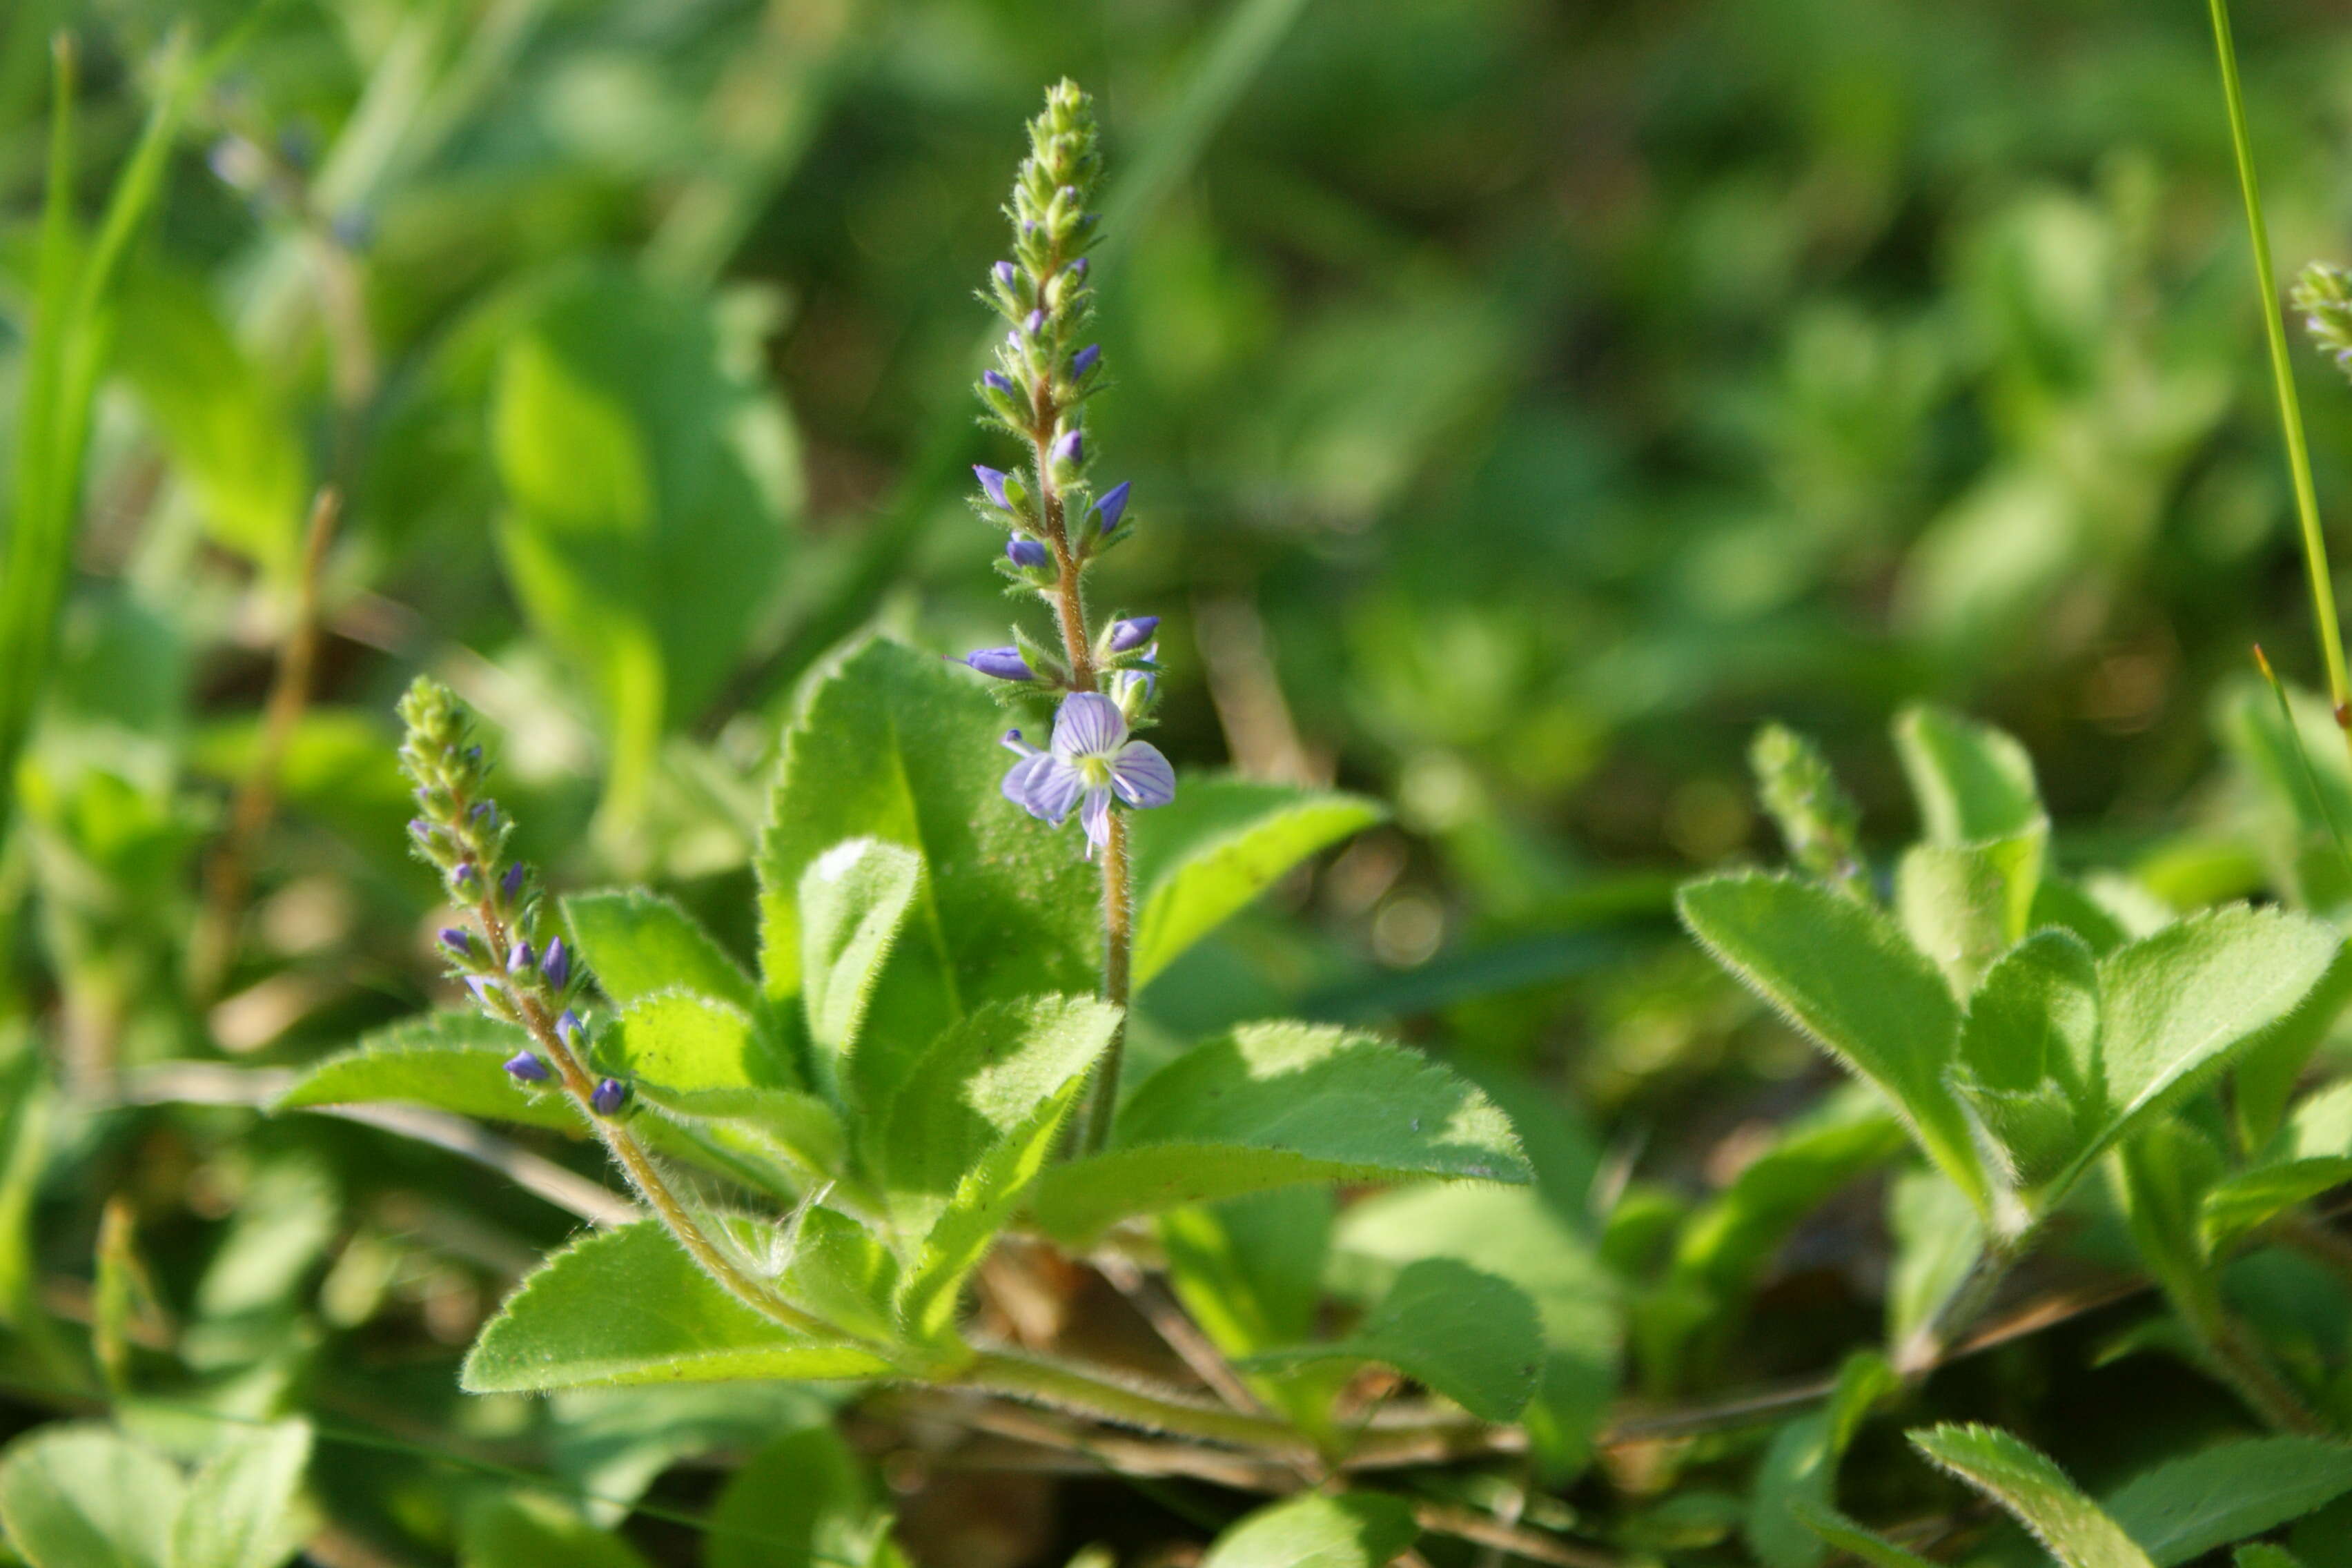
[[1894, 704, 2043, 844], [598, 990, 798, 1105], [1897, 834, 2045, 992], [275, 1012, 579, 1133], [708, 1427, 894, 1568], [2202, 1159, 2352, 1253], [463, 1221, 894, 1391], [798, 837, 924, 1090], [172, 1420, 311, 1568], [564, 889, 756, 1012], [1952, 930, 2099, 1190], [2101, 1438, 2352, 1566], [1676, 874, 1989, 1213], [1163, 1188, 1333, 1358], [1749, 1352, 1897, 1568], [1128, 777, 1384, 988], [1789, 1500, 1940, 1568], [1032, 1021, 1528, 1244], [1910, 1424, 2154, 1568], [1885, 1169, 1983, 1357], [1199, 1493, 1419, 1568], [1248, 1257, 1541, 1423], [0, 1423, 183, 1568]]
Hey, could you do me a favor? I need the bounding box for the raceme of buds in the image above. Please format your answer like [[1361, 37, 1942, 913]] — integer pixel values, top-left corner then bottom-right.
[[2295, 260, 2352, 376]]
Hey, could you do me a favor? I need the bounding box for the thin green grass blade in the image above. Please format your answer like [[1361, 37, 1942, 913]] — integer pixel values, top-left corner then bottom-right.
[[2208, 0, 2352, 761]]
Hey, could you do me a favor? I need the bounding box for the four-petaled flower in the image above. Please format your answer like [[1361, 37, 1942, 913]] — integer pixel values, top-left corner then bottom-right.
[[1001, 694, 1175, 853]]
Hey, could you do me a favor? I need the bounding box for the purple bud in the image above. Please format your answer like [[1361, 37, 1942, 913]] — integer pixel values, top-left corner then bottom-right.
[[1052, 429, 1084, 468], [1093, 481, 1131, 535], [1023, 309, 1045, 337], [408, 818, 432, 841], [1071, 344, 1101, 380], [974, 465, 1014, 510], [1021, 219, 1039, 238], [503, 1050, 550, 1084], [469, 801, 491, 822], [463, 974, 501, 1007], [1006, 536, 1050, 570], [558, 1010, 585, 1047], [451, 863, 479, 892], [1058, 185, 1078, 206], [994, 260, 1018, 291], [542, 938, 570, 992], [1108, 616, 1160, 654], [983, 370, 1016, 398], [509, 941, 535, 977], [502, 863, 526, 900], [439, 928, 471, 956], [963, 647, 1037, 682], [1001, 729, 1037, 756], [1068, 258, 1088, 280], [591, 1078, 629, 1117]]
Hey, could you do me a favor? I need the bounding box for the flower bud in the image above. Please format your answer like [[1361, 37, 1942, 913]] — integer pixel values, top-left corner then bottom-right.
[[503, 1050, 550, 1084], [1093, 481, 1130, 536], [1006, 536, 1050, 570], [993, 260, 1018, 291], [1052, 429, 1084, 469], [591, 1078, 630, 1116], [451, 863, 480, 894], [974, 466, 1015, 510], [462, 974, 502, 1008], [1108, 616, 1159, 653], [1023, 308, 1045, 337], [501, 863, 526, 901], [542, 938, 570, 992], [1068, 257, 1088, 280], [983, 369, 1016, 398], [1071, 344, 1101, 380], [439, 928, 471, 957], [557, 1010, 586, 1048], [508, 941, 536, 977], [963, 647, 1037, 682]]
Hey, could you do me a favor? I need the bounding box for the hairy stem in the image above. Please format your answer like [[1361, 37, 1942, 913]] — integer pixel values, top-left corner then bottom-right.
[[958, 1347, 1310, 1456], [2206, 1310, 2331, 1435], [2209, 0, 2352, 760]]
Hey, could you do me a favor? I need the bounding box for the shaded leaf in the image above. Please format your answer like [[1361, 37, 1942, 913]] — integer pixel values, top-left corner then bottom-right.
[[798, 837, 923, 1085], [2104, 1438, 2352, 1567], [0, 1423, 182, 1568], [1910, 1423, 2154, 1568], [1199, 1493, 1418, 1568], [1249, 1257, 1541, 1423], [707, 1427, 896, 1568], [1789, 1500, 1939, 1568], [565, 889, 755, 1012], [1894, 704, 2043, 844], [274, 1012, 578, 1132], [1749, 1352, 1897, 1568], [459, 1496, 651, 1568], [171, 1420, 311, 1568]]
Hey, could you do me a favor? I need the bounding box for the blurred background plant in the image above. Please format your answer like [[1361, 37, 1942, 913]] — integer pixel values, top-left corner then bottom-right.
[[16, 0, 2352, 1563]]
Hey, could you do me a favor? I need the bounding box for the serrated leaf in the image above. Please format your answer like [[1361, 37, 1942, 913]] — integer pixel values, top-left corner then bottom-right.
[[1909, 1423, 2154, 1568], [1788, 1500, 1939, 1568], [1248, 1257, 1540, 1423], [171, 1420, 311, 1568], [563, 889, 755, 1012], [1332, 1184, 1618, 1478], [462, 1220, 894, 1391], [1894, 704, 2043, 844], [708, 1427, 894, 1568], [870, 995, 1121, 1233], [1199, 1493, 1419, 1568], [754, 638, 1096, 1013], [1676, 874, 1990, 1214], [1031, 1021, 1528, 1245], [798, 837, 923, 1084], [1748, 1352, 1897, 1568], [275, 1012, 579, 1133], [459, 1496, 651, 1568], [891, 1006, 1117, 1343], [0, 1423, 183, 1568], [1128, 778, 1384, 989], [2103, 1438, 2352, 1566]]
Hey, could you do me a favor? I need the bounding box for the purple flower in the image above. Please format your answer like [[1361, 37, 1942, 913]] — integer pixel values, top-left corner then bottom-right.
[[1093, 481, 1131, 536], [508, 941, 535, 977], [591, 1078, 630, 1116], [542, 938, 570, 992], [962, 647, 1036, 682], [439, 928, 471, 956], [994, 260, 1018, 291], [504, 1050, 550, 1084], [974, 466, 1014, 510], [1052, 429, 1084, 468], [1001, 693, 1177, 853], [983, 370, 1016, 398], [1072, 344, 1101, 380], [1006, 536, 1050, 570], [1108, 616, 1159, 654]]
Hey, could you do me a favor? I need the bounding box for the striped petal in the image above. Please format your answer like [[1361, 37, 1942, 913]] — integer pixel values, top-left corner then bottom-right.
[[1019, 756, 1086, 825], [1108, 741, 1175, 808], [1052, 692, 1127, 759], [1079, 787, 1114, 852]]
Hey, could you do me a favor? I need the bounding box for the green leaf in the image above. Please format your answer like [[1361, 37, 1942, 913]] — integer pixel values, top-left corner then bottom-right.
[[2113, 1119, 2228, 1328], [1332, 1184, 1618, 1478], [755, 638, 1096, 1023], [1032, 1021, 1529, 1245], [1952, 930, 2100, 1190], [1748, 1352, 1898, 1568], [887, 998, 1121, 1343], [274, 1012, 580, 1133], [798, 838, 923, 1083], [564, 890, 756, 1012], [1248, 1257, 1541, 1423], [112, 266, 307, 580], [1788, 1500, 1939, 1568], [1672, 1095, 1908, 1304], [2203, 1159, 2352, 1253], [459, 1496, 651, 1568], [599, 991, 799, 1106], [1893, 704, 2044, 844], [1909, 1423, 2155, 1568], [493, 262, 799, 831], [2236, 1547, 2309, 1568], [1896, 832, 2045, 992], [2234, 950, 2352, 1150], [2104, 1438, 2352, 1566], [1199, 1493, 1418, 1568], [869, 995, 1121, 1231], [1162, 1188, 1333, 1357], [1675, 873, 1990, 1213], [170, 1420, 312, 1568], [0, 1423, 184, 1568], [1885, 1168, 1984, 1356], [707, 1427, 895, 1568], [773, 1207, 901, 1348], [1128, 777, 1384, 988], [462, 1221, 894, 1392]]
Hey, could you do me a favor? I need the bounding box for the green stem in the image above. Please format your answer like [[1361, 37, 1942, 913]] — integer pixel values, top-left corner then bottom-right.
[[1897, 1237, 2021, 1381], [959, 1348, 1310, 1456], [2210, 0, 2352, 761], [2205, 1309, 2330, 1435]]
